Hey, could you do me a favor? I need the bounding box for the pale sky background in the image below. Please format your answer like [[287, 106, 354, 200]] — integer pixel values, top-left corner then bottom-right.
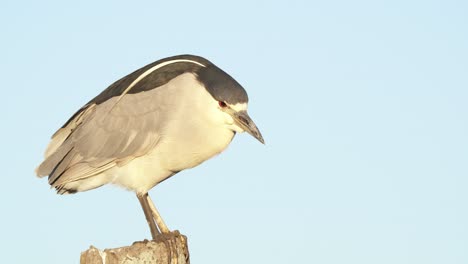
[[2, 0, 467, 263]]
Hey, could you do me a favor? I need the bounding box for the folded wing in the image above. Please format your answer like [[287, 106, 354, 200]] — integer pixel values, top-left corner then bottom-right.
[[36, 90, 164, 193]]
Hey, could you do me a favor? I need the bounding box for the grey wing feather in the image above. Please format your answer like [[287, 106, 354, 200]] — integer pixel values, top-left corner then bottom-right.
[[36, 91, 163, 191]]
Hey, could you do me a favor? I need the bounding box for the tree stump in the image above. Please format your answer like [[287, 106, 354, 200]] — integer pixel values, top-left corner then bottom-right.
[[80, 231, 189, 264]]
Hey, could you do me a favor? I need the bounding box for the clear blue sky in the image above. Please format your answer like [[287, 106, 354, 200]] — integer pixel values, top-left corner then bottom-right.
[[2, 0, 467, 263]]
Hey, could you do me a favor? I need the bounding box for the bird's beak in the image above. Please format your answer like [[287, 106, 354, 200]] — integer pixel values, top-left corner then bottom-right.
[[232, 110, 265, 144]]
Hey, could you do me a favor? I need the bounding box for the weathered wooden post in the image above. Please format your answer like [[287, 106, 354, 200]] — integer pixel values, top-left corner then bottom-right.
[[80, 231, 189, 264]]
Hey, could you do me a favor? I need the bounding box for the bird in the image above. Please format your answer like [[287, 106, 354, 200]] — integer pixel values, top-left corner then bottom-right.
[[35, 54, 264, 239]]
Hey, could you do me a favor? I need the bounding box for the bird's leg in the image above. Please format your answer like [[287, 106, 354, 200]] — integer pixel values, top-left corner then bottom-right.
[[137, 193, 160, 240], [146, 194, 171, 233]]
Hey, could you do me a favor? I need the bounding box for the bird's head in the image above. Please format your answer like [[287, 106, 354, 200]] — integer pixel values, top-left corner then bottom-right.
[[196, 63, 264, 144]]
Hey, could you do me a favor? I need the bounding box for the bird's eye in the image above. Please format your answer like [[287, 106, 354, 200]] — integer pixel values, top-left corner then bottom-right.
[[218, 101, 227, 108]]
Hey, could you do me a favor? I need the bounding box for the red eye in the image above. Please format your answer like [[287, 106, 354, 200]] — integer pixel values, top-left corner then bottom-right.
[[218, 101, 227, 108]]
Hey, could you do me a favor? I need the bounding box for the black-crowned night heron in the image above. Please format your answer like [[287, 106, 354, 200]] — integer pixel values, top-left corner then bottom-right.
[[35, 54, 264, 239]]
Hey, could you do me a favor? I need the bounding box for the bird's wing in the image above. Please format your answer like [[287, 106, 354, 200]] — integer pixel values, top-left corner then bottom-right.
[[36, 88, 166, 191]]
